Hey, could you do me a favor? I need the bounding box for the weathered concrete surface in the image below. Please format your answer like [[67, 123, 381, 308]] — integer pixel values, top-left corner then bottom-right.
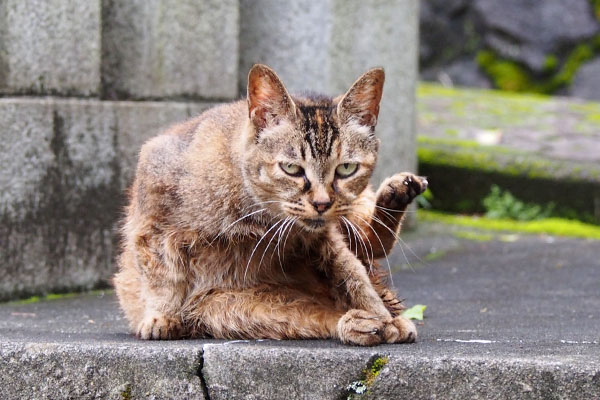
[[0, 0, 101, 96], [417, 83, 600, 221], [240, 0, 419, 185], [0, 341, 205, 400], [101, 0, 239, 100], [1, 225, 598, 399], [0, 98, 213, 301]]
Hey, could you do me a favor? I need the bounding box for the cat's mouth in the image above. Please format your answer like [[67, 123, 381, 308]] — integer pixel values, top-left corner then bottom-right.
[[301, 217, 327, 230]]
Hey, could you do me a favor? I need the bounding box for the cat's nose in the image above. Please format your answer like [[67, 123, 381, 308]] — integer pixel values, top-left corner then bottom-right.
[[311, 199, 332, 214]]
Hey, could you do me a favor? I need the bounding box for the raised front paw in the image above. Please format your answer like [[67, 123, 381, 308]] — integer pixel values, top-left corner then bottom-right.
[[337, 309, 386, 346], [376, 173, 428, 210], [137, 312, 183, 340]]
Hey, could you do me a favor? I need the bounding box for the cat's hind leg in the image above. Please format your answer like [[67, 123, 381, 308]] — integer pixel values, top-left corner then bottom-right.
[[182, 285, 343, 341], [182, 285, 407, 346]]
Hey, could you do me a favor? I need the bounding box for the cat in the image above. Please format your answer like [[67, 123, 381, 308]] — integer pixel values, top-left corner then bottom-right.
[[113, 64, 427, 346]]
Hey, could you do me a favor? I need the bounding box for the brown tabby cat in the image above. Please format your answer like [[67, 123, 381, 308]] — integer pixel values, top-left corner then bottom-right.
[[113, 64, 427, 346]]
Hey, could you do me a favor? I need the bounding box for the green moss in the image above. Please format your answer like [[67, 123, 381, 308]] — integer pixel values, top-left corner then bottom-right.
[[3, 290, 112, 305], [417, 143, 600, 182], [591, 0, 600, 20], [454, 230, 494, 242], [419, 210, 600, 239], [417, 136, 482, 149], [444, 128, 459, 137], [417, 135, 482, 149], [543, 55, 559, 72], [551, 44, 594, 89], [425, 249, 448, 262], [364, 356, 389, 387], [476, 43, 597, 95], [417, 146, 555, 179], [477, 51, 533, 92], [121, 384, 132, 400], [346, 356, 389, 398]]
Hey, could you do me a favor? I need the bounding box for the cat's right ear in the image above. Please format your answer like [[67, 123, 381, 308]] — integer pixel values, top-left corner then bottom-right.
[[247, 64, 296, 132]]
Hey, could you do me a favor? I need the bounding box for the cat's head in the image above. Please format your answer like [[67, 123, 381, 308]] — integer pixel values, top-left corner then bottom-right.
[[242, 64, 384, 231]]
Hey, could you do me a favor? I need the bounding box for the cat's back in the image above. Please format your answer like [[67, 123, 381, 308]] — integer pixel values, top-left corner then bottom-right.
[[131, 100, 249, 227], [135, 100, 246, 181]]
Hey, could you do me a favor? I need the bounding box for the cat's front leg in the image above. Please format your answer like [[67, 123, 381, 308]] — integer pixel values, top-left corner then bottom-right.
[[325, 227, 417, 345], [133, 233, 187, 340], [369, 173, 428, 257]]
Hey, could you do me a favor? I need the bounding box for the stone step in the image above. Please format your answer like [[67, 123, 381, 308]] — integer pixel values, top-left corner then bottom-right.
[[1, 226, 599, 399], [417, 84, 600, 222]]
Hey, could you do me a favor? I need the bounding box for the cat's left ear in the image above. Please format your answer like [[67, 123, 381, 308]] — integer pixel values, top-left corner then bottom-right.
[[336, 68, 385, 131], [247, 64, 296, 132]]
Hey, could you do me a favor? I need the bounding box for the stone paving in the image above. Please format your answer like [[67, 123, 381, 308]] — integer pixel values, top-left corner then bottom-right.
[[1, 222, 599, 399], [418, 83, 600, 166]]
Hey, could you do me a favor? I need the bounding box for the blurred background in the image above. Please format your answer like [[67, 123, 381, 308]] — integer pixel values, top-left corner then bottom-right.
[[1, 0, 599, 302]]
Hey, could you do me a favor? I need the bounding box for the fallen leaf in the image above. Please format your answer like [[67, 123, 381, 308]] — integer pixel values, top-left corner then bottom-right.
[[402, 304, 427, 320]]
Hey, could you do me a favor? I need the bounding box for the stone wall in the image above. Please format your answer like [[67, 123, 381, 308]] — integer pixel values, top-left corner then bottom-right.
[[420, 0, 600, 100], [0, 0, 418, 300]]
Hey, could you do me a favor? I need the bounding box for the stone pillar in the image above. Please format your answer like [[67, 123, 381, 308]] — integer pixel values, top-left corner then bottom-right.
[[240, 0, 420, 184]]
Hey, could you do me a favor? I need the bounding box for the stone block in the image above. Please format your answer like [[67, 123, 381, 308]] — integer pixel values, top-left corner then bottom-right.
[[0, 0, 101, 96], [101, 0, 239, 100], [569, 57, 600, 102], [0, 341, 205, 399], [0, 98, 213, 300], [240, 0, 420, 184]]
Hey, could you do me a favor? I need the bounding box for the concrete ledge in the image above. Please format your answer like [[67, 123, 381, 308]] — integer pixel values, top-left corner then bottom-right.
[[0, 98, 214, 300], [417, 84, 600, 221], [2, 338, 597, 400], [0, 341, 205, 400], [1, 229, 598, 399]]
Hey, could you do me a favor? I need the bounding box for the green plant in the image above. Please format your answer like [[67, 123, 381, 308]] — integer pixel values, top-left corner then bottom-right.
[[482, 185, 554, 221]]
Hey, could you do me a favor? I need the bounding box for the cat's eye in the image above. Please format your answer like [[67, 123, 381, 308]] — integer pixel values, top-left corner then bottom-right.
[[335, 162, 358, 178], [279, 162, 304, 176]]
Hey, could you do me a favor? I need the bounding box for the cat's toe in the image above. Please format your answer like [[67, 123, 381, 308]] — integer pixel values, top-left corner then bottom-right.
[[385, 315, 417, 344], [337, 309, 387, 346], [377, 173, 428, 210], [137, 313, 182, 340]]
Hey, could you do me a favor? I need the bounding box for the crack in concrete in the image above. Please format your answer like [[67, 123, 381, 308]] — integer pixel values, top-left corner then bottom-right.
[[196, 348, 211, 400]]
